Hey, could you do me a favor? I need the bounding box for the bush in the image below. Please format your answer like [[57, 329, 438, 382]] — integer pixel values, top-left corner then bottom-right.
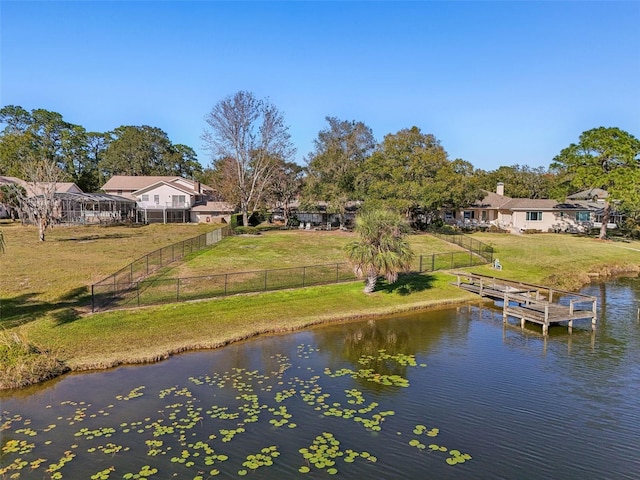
[[234, 226, 260, 235], [487, 225, 508, 233], [255, 223, 283, 232]]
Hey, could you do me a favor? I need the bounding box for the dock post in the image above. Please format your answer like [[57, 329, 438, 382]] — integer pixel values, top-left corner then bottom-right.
[[543, 304, 549, 336], [502, 293, 508, 323], [592, 299, 597, 331]]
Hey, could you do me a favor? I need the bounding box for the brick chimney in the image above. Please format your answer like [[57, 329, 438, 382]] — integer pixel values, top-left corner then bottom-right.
[[496, 182, 504, 196]]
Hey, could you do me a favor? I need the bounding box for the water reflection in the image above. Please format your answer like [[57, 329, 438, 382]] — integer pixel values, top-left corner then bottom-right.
[[1, 278, 639, 479]]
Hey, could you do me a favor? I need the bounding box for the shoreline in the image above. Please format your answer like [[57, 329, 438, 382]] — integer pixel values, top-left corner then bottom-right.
[[3, 266, 639, 392]]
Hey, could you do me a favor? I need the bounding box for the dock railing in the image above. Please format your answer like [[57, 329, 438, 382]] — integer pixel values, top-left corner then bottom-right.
[[452, 271, 597, 334]]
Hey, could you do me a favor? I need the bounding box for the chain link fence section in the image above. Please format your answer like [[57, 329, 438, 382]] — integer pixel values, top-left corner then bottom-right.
[[91, 245, 493, 312], [428, 231, 494, 264], [91, 225, 232, 311]]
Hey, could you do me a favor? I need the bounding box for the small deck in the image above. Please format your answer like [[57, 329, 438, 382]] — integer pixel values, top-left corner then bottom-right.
[[452, 272, 597, 335]]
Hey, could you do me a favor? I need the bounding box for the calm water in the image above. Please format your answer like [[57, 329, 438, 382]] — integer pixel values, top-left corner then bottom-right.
[[1, 278, 639, 479]]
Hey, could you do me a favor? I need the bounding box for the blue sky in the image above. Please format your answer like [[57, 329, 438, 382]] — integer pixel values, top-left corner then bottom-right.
[[1, 1, 639, 171]]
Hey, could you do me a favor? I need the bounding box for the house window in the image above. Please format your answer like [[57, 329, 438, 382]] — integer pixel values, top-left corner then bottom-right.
[[576, 211, 590, 222], [117, 190, 122, 195], [142, 194, 149, 202], [172, 195, 186, 207], [526, 211, 543, 221], [154, 195, 160, 204], [481, 211, 487, 221], [463, 211, 475, 220]]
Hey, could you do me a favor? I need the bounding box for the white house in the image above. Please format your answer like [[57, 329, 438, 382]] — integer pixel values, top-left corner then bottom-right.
[[449, 183, 609, 233], [101, 175, 234, 224]]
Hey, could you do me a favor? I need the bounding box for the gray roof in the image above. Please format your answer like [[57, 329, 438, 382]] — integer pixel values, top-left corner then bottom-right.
[[567, 188, 609, 200]]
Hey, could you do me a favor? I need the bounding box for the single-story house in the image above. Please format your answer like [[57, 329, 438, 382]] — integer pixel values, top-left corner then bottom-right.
[[191, 201, 235, 224], [101, 175, 234, 224], [448, 183, 615, 233]]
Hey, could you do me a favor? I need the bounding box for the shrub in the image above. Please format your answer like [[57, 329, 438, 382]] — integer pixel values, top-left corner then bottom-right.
[[234, 226, 260, 235]]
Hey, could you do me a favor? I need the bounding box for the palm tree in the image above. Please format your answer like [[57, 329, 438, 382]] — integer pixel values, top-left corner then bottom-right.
[[345, 209, 414, 293]]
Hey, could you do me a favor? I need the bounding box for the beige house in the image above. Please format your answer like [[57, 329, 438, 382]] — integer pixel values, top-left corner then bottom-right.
[[449, 183, 607, 233], [101, 175, 234, 224]]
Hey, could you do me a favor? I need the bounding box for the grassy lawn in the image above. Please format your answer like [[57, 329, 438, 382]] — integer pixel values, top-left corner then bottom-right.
[[468, 232, 640, 290], [2, 223, 639, 389], [160, 229, 465, 278], [0, 221, 216, 322]]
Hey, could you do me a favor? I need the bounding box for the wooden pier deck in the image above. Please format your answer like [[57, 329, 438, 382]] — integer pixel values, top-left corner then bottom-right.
[[452, 272, 597, 335]]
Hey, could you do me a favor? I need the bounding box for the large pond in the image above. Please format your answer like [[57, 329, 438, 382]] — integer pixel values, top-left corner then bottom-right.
[[1, 277, 639, 479]]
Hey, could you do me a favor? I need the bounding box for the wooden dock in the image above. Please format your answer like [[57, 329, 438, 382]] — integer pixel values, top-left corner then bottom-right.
[[452, 272, 597, 335]]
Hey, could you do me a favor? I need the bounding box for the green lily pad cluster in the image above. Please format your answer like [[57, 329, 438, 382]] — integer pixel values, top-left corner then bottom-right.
[[240, 445, 280, 473], [89, 465, 115, 479], [298, 432, 377, 475], [268, 405, 295, 428], [116, 386, 145, 401], [0, 342, 473, 478], [122, 464, 158, 478], [1, 439, 35, 455]]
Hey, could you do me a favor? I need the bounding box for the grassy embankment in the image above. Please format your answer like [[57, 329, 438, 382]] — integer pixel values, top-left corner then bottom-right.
[[2, 221, 640, 389]]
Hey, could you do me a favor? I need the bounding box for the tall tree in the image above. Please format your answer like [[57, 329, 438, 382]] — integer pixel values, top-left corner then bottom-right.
[[345, 209, 414, 293], [101, 125, 200, 178], [357, 127, 482, 225], [0, 105, 100, 191], [478, 164, 555, 199], [551, 127, 640, 239], [268, 160, 304, 227], [304, 117, 375, 227], [203, 91, 295, 226]]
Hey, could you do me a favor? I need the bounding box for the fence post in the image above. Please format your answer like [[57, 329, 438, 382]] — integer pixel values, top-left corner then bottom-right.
[[224, 274, 228, 296], [172, 244, 175, 262], [177, 278, 180, 301], [91, 284, 95, 312], [419, 255, 423, 273], [336, 264, 339, 283], [264, 270, 268, 291], [431, 254, 435, 272], [302, 267, 306, 287], [137, 281, 140, 306]]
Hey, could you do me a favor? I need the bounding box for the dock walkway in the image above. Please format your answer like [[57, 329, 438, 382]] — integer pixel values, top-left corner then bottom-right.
[[452, 272, 597, 335]]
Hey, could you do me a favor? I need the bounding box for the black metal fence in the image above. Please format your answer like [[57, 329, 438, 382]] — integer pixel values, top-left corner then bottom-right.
[[429, 231, 494, 263], [91, 247, 492, 311], [91, 225, 232, 311]]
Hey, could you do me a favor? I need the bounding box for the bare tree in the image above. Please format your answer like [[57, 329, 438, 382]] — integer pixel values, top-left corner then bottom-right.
[[11, 157, 66, 241], [202, 91, 295, 226]]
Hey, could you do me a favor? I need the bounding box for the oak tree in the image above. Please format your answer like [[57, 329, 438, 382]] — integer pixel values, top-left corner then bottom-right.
[[551, 127, 640, 239], [304, 117, 375, 227]]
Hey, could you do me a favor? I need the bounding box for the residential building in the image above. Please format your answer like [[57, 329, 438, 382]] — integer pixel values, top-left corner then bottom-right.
[[101, 175, 235, 224], [449, 183, 612, 233]]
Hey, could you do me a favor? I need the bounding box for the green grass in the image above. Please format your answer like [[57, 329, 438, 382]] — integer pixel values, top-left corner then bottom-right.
[[0, 221, 216, 324], [161, 229, 462, 278], [469, 232, 640, 289], [2, 224, 640, 388]]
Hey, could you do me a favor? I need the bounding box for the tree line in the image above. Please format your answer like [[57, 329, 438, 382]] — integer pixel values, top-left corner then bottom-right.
[[1, 93, 639, 240], [0, 105, 202, 193]]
